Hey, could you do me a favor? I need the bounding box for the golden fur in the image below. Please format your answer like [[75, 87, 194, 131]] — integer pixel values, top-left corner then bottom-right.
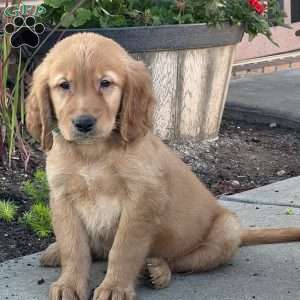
[[26, 33, 300, 300]]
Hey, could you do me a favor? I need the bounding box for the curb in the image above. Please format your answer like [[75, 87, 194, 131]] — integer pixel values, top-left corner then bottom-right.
[[223, 103, 300, 130]]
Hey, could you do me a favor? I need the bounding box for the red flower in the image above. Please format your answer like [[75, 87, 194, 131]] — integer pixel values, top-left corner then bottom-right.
[[248, 0, 267, 15], [248, 0, 257, 6]]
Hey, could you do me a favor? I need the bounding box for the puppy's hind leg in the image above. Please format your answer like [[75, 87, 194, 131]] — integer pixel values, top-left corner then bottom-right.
[[40, 242, 61, 267], [146, 257, 172, 289], [170, 211, 241, 273]]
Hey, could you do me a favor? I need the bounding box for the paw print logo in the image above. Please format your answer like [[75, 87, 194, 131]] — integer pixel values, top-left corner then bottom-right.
[[5, 16, 45, 48]]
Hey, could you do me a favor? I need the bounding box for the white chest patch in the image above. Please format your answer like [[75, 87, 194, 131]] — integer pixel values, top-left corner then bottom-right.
[[73, 164, 122, 249], [76, 195, 121, 242], [50, 160, 122, 256]]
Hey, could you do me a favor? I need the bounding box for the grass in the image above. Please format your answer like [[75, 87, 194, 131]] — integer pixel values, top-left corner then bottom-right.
[[0, 200, 18, 223], [21, 169, 52, 238], [23, 169, 49, 203], [23, 202, 52, 238]]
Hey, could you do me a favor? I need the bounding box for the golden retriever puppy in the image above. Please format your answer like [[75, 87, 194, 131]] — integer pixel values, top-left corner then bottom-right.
[[26, 33, 300, 300]]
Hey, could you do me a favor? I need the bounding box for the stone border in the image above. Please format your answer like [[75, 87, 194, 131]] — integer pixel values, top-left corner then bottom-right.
[[223, 105, 300, 131]]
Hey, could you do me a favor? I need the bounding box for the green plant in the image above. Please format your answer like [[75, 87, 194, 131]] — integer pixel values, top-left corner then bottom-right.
[[23, 202, 52, 238], [23, 169, 49, 203], [41, 0, 286, 43], [0, 200, 18, 222], [1, 0, 87, 169], [22, 169, 52, 238], [1, 5, 30, 168]]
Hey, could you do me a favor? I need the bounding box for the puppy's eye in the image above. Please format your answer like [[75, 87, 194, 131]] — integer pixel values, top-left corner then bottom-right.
[[100, 79, 111, 89], [59, 81, 70, 90]]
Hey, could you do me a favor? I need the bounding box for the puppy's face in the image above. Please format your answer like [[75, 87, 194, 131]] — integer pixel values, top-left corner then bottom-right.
[[48, 35, 127, 143], [26, 33, 154, 150], [48, 49, 124, 142]]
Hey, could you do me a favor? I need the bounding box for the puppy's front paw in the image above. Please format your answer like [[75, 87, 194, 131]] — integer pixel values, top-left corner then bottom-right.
[[49, 280, 87, 300], [93, 283, 136, 300]]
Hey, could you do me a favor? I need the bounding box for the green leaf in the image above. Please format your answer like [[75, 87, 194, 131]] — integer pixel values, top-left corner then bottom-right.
[[267, 35, 279, 47], [23, 202, 52, 238], [29, 0, 291, 42], [93, 7, 101, 18], [0, 200, 18, 223], [44, 0, 65, 9], [100, 7, 113, 16], [64, 1, 76, 12], [72, 8, 92, 27], [113, 16, 128, 27], [248, 32, 256, 42], [22, 169, 49, 203], [181, 13, 194, 24], [61, 12, 75, 28], [152, 16, 161, 26]]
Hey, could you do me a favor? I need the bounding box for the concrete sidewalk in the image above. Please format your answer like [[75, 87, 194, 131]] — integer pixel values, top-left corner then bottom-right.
[[2, 177, 300, 299], [225, 69, 300, 129]]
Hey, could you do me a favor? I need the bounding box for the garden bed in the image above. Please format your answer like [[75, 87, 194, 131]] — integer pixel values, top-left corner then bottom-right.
[[1, 119, 300, 262]]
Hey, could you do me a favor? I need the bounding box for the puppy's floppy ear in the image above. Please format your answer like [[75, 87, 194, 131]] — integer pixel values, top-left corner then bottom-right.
[[25, 63, 53, 151], [120, 59, 155, 143]]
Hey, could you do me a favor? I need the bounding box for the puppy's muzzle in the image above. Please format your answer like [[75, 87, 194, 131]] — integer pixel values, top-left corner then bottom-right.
[[72, 115, 96, 133]]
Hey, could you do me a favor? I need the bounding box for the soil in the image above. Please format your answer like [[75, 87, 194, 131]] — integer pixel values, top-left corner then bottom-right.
[[1, 119, 300, 262], [0, 143, 54, 263], [169, 120, 300, 195]]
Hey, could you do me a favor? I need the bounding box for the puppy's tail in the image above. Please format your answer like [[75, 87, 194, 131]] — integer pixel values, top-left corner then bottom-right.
[[240, 228, 300, 246]]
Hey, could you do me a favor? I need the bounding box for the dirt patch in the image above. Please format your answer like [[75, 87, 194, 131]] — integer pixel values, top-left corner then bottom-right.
[[0, 219, 54, 263], [1, 119, 300, 262], [169, 120, 300, 195], [0, 144, 53, 263]]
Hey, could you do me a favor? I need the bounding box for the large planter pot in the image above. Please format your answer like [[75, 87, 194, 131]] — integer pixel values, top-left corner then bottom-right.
[[36, 24, 244, 141]]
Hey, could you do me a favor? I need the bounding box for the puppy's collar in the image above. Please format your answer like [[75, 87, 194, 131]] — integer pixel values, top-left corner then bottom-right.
[[52, 128, 61, 136]]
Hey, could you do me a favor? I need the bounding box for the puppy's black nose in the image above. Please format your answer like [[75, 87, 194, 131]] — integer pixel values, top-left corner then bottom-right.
[[72, 115, 96, 133]]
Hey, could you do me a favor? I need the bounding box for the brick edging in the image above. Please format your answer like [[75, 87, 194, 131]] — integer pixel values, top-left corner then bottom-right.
[[232, 55, 300, 79]]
